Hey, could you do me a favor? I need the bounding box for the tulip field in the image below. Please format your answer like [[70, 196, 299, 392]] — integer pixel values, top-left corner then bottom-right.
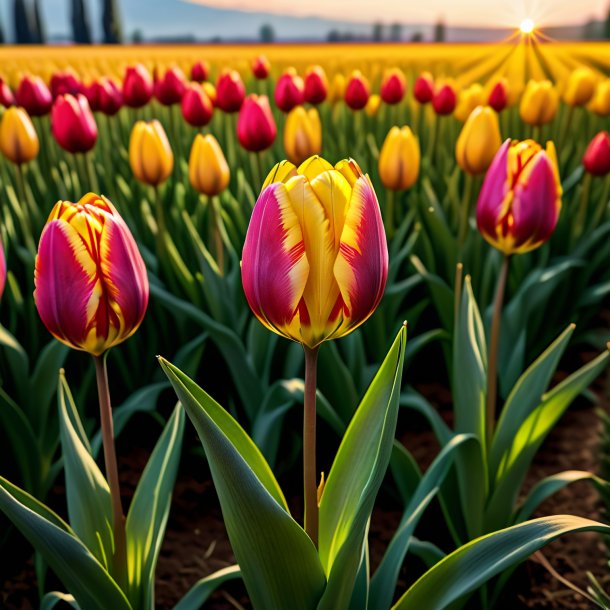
[[1, 37, 610, 610]]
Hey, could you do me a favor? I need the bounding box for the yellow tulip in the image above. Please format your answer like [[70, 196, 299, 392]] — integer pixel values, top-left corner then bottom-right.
[[378, 126, 420, 191], [188, 134, 230, 197], [329, 73, 346, 104], [454, 83, 484, 122], [519, 80, 559, 126], [563, 67, 597, 107], [0, 106, 39, 165], [365, 94, 381, 117], [129, 120, 173, 186], [456, 106, 502, 175], [589, 79, 610, 116], [284, 106, 322, 166]]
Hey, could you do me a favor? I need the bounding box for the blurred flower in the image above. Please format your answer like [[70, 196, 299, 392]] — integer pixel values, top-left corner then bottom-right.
[[456, 106, 502, 175], [203, 82, 217, 106], [16, 75, 53, 116], [413, 72, 434, 104], [237, 94, 277, 152], [589, 79, 610, 117], [0, 78, 15, 107], [189, 134, 230, 196], [123, 64, 154, 108], [432, 82, 457, 115], [380, 68, 407, 105], [329, 73, 346, 103], [345, 71, 370, 110], [365, 94, 381, 117], [51, 93, 97, 153], [564, 67, 597, 107], [190, 60, 209, 83], [304, 66, 328, 105], [487, 78, 509, 112], [155, 66, 187, 106], [284, 106, 322, 165], [215, 69, 246, 113], [477, 139, 561, 255], [519, 80, 559, 126], [0, 106, 39, 165], [242, 155, 388, 348], [454, 83, 483, 122], [34, 193, 148, 356], [252, 55, 271, 79], [378, 126, 420, 191], [181, 83, 214, 128], [275, 68, 305, 112], [85, 78, 123, 116], [583, 131, 610, 177], [50, 70, 81, 99], [129, 120, 173, 186]]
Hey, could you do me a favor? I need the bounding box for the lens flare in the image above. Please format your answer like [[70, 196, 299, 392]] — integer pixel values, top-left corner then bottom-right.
[[520, 18, 535, 34]]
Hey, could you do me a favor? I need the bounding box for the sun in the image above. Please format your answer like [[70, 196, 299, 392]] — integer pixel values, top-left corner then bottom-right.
[[520, 18, 535, 34]]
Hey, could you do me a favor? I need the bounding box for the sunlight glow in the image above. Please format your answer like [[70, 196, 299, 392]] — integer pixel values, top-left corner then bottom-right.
[[520, 18, 535, 34]]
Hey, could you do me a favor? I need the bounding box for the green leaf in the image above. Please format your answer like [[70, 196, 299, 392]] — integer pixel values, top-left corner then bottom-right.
[[317, 325, 406, 610], [159, 358, 326, 610], [40, 592, 79, 610], [392, 516, 610, 610], [173, 565, 242, 610]]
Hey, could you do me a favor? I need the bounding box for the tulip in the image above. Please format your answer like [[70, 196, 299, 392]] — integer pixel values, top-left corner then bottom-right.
[[414, 72, 435, 104], [0, 106, 39, 165], [51, 94, 97, 154], [284, 106, 322, 165], [129, 120, 173, 186], [215, 69, 246, 113], [34, 192, 148, 356], [589, 79, 610, 116], [456, 106, 502, 175], [378, 126, 420, 191], [519, 80, 559, 126], [329, 73, 346, 103], [564, 67, 597, 107], [252, 55, 271, 80], [583, 131, 610, 177], [15, 75, 53, 116], [304, 66, 328, 105], [488, 78, 509, 112], [86, 78, 123, 116], [190, 60, 209, 83], [0, 78, 15, 107], [477, 139, 561, 255], [50, 70, 81, 98], [454, 83, 484, 122], [123, 64, 154, 108], [188, 134, 230, 197], [380, 68, 407, 105], [203, 82, 217, 106], [155, 66, 187, 106], [237, 94, 276, 152], [275, 68, 305, 112], [345, 71, 370, 110], [432, 82, 457, 115], [181, 83, 213, 128], [365, 94, 381, 117]]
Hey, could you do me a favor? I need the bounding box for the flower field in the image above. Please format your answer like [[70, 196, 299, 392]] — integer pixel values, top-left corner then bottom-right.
[[1, 37, 610, 610]]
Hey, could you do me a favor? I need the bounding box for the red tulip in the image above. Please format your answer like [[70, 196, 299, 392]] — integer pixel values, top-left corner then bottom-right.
[[15, 75, 53, 116], [583, 131, 610, 177], [304, 66, 328, 105], [432, 83, 457, 115], [190, 60, 209, 83], [123, 64, 154, 108], [413, 72, 434, 104], [155, 66, 187, 106], [50, 70, 82, 99], [181, 83, 214, 128], [488, 78, 509, 112], [380, 68, 406, 105], [51, 94, 97, 153], [275, 69, 305, 113], [237, 94, 277, 152], [215, 70, 246, 113], [85, 78, 123, 116], [252, 55, 270, 80], [0, 78, 15, 107], [345, 71, 370, 110]]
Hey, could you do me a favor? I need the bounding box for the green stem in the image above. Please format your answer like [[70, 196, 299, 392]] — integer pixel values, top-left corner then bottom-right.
[[14, 164, 36, 254], [154, 185, 166, 260], [575, 172, 593, 241], [590, 174, 610, 230], [224, 111, 236, 168], [303, 345, 320, 547], [458, 173, 474, 250], [385, 188, 396, 240], [531, 124, 541, 143], [210, 195, 224, 273], [84, 152, 99, 194], [250, 152, 262, 194]]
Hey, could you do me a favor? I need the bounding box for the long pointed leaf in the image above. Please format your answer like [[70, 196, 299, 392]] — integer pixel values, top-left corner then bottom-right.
[[173, 565, 242, 610]]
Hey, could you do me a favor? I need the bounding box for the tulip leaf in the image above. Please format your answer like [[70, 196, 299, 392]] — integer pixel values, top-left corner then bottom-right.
[[40, 592, 79, 610], [173, 565, 241, 610], [317, 325, 406, 610], [392, 515, 610, 610], [159, 358, 326, 610]]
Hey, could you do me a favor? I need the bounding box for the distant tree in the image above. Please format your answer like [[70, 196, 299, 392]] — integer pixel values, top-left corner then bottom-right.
[[411, 31, 423, 42], [327, 29, 340, 42], [72, 0, 92, 43], [102, 0, 123, 43], [0, 13, 5, 43], [605, 3, 610, 39], [260, 23, 275, 43], [31, 0, 45, 42], [14, 0, 34, 43], [583, 18, 599, 40], [434, 17, 446, 42], [131, 29, 143, 43], [372, 21, 384, 42], [389, 22, 402, 42]]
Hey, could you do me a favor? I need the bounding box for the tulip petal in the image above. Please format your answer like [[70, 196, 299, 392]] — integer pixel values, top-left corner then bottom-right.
[[477, 140, 510, 241]]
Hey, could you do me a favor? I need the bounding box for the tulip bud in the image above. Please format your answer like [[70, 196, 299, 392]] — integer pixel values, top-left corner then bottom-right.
[[237, 94, 277, 152], [378, 126, 420, 191], [519, 80, 559, 126], [329, 73, 346, 104], [34, 193, 148, 356], [242, 155, 388, 348], [583, 131, 610, 177], [456, 106, 502, 175], [0, 106, 39, 165], [129, 120, 173, 186], [252, 55, 271, 80], [345, 71, 370, 110], [365, 94, 381, 117], [487, 78, 509, 112], [477, 139, 561, 255], [454, 84, 484, 122], [188, 134, 230, 197], [275, 68, 305, 113], [432, 83, 457, 115], [16, 75, 53, 116], [380, 68, 407, 105], [304, 66, 328, 105], [216, 70, 246, 113], [86, 78, 123, 116], [283, 106, 322, 165], [0, 78, 15, 108], [190, 60, 209, 83], [181, 83, 213, 128], [589, 79, 610, 117], [564, 67, 597, 107], [155, 66, 187, 106], [414, 72, 435, 104], [50, 70, 81, 99], [123, 64, 154, 108], [51, 94, 97, 154]]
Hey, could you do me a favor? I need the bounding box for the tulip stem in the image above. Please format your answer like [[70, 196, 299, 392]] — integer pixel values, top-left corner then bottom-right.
[[224, 112, 236, 168], [303, 344, 320, 547], [14, 164, 36, 254], [574, 172, 593, 241], [250, 152, 262, 193], [210, 196, 225, 273], [485, 254, 509, 447], [458, 173, 474, 250], [385, 189, 396, 239], [154, 185, 166, 259], [84, 152, 99, 194], [590, 174, 610, 230], [93, 354, 127, 584]]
